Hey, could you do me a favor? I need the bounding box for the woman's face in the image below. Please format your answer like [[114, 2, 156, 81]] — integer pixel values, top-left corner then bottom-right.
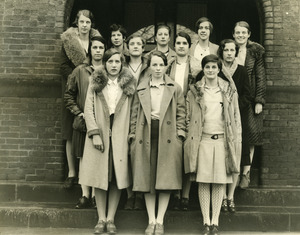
[[150, 55, 166, 79], [111, 30, 124, 47], [197, 21, 210, 41], [155, 27, 170, 47], [203, 62, 219, 80], [77, 14, 91, 35], [175, 36, 189, 57], [106, 53, 122, 77], [233, 25, 250, 46], [128, 37, 144, 57], [223, 42, 236, 64], [91, 40, 105, 62]]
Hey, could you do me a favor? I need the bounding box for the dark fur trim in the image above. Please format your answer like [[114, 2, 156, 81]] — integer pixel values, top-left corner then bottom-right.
[[247, 40, 265, 59], [90, 66, 136, 96]]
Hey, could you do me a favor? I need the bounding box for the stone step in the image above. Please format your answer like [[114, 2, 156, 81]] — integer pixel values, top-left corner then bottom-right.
[[0, 202, 299, 232], [1, 181, 300, 207]]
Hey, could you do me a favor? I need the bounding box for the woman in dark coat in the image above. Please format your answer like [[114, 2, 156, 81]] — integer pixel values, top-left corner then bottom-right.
[[129, 51, 186, 235], [217, 39, 252, 213], [233, 21, 266, 189], [60, 9, 100, 188]]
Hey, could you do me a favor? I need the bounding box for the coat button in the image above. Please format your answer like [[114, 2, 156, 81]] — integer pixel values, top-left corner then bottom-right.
[[139, 140, 143, 144], [167, 139, 171, 143], [167, 121, 171, 125]]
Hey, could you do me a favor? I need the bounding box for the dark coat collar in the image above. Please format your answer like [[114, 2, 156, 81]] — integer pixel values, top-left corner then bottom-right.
[[89, 66, 136, 96]]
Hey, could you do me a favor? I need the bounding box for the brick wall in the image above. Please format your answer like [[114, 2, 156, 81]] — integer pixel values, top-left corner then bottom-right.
[[0, 0, 300, 186]]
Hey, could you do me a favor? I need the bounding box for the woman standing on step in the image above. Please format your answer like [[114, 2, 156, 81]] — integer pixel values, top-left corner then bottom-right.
[[129, 51, 186, 235], [60, 9, 100, 189], [79, 48, 136, 234], [184, 54, 241, 235]]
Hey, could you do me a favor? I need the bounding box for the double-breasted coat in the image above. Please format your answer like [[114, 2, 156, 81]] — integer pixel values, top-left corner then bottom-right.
[[129, 75, 186, 192], [79, 67, 136, 191], [243, 40, 266, 146]]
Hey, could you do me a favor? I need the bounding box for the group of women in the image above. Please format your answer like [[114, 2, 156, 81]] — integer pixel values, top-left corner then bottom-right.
[[60, 9, 266, 235]]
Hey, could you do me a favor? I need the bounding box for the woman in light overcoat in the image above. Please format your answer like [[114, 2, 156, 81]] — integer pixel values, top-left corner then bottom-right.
[[129, 51, 186, 235], [184, 54, 241, 235], [80, 48, 136, 234]]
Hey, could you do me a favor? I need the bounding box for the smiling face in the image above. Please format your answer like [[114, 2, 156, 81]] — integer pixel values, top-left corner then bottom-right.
[[197, 21, 210, 41], [223, 42, 236, 65], [90, 40, 105, 62], [175, 36, 189, 57], [106, 53, 122, 77], [150, 55, 167, 79], [111, 30, 124, 47], [128, 37, 144, 57], [203, 62, 219, 80], [233, 25, 250, 46], [77, 14, 91, 35], [155, 27, 170, 47]]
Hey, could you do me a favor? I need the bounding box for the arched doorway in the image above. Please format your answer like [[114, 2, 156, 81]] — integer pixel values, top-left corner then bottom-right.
[[68, 0, 263, 48]]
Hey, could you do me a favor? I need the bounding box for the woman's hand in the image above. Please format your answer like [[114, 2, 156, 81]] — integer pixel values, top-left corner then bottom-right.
[[255, 103, 263, 114], [92, 135, 104, 152]]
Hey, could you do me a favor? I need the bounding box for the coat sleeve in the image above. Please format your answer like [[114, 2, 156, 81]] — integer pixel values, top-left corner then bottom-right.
[[175, 85, 186, 139], [84, 84, 101, 137], [60, 46, 74, 80], [233, 90, 242, 157], [129, 92, 139, 141], [185, 91, 191, 131], [64, 67, 82, 116], [254, 46, 266, 105]]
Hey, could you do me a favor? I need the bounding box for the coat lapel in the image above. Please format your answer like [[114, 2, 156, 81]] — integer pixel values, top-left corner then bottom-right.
[[159, 75, 176, 123], [137, 78, 152, 125]]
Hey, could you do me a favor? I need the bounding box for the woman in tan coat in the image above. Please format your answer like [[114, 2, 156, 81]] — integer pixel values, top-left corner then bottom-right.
[[185, 54, 241, 235], [80, 48, 136, 234], [129, 51, 186, 235]]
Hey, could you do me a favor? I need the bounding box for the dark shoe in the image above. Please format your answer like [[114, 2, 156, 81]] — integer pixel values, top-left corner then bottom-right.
[[172, 197, 180, 210], [227, 199, 236, 213], [211, 224, 219, 235], [221, 198, 228, 212], [239, 172, 250, 189], [91, 196, 97, 209], [75, 196, 90, 209], [106, 220, 117, 234], [145, 223, 155, 235], [181, 197, 189, 211], [94, 220, 106, 234], [134, 194, 145, 210], [155, 223, 164, 235], [201, 224, 210, 235], [63, 177, 77, 189], [124, 195, 135, 210]]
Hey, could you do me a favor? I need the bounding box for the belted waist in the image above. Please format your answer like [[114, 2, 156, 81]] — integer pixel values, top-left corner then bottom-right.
[[202, 133, 224, 140]]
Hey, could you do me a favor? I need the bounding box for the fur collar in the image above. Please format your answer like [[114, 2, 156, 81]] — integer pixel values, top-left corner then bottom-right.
[[61, 27, 100, 67], [247, 40, 265, 59], [190, 77, 236, 105], [89, 66, 136, 96]]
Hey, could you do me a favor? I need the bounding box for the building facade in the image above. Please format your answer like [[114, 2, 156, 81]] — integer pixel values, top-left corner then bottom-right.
[[0, 0, 300, 186]]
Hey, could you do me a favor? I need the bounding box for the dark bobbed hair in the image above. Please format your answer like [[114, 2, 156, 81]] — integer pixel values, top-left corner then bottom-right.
[[72, 9, 95, 28], [175, 31, 192, 48], [233, 21, 251, 34], [147, 51, 168, 67], [109, 24, 127, 38], [125, 34, 146, 48], [195, 17, 213, 33], [201, 54, 222, 70], [102, 48, 124, 67], [88, 36, 107, 61], [217, 39, 239, 60], [155, 23, 171, 36]]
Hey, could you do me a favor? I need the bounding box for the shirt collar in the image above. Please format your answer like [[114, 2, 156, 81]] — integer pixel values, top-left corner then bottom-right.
[[150, 78, 165, 88], [108, 78, 119, 86]]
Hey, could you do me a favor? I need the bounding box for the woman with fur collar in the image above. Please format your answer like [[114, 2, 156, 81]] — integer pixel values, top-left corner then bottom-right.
[[185, 54, 241, 235], [80, 48, 136, 234], [60, 9, 100, 189], [233, 21, 266, 189]]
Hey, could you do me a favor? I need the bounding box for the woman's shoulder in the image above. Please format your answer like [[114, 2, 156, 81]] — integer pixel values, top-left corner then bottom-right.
[[247, 40, 265, 58]]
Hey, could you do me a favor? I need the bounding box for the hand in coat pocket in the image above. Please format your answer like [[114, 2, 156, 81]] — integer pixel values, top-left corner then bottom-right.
[[92, 135, 104, 152]]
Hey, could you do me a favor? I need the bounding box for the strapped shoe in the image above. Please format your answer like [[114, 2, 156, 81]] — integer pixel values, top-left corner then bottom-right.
[[228, 199, 236, 213], [221, 198, 228, 212], [155, 223, 164, 235], [94, 220, 106, 234], [106, 220, 117, 234], [181, 197, 189, 211], [75, 196, 90, 209], [201, 224, 210, 235], [211, 224, 219, 235], [145, 222, 155, 235]]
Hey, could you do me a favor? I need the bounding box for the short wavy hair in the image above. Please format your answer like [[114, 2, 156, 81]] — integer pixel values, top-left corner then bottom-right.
[[147, 51, 168, 67], [195, 17, 213, 33], [201, 54, 222, 70], [72, 9, 95, 28], [217, 39, 239, 60]]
